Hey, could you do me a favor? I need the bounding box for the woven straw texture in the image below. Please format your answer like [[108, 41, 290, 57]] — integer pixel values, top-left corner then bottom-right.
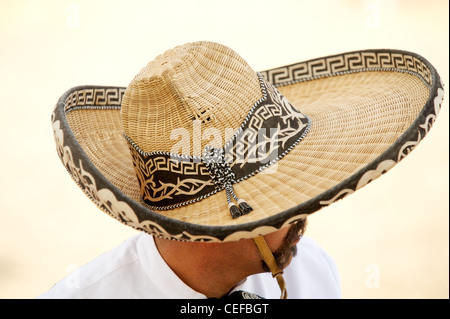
[[65, 42, 430, 228], [121, 42, 262, 154]]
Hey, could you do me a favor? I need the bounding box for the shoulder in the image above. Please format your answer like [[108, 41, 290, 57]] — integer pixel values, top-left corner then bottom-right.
[[37, 234, 144, 299], [294, 236, 340, 277], [243, 236, 342, 299], [286, 236, 342, 297]]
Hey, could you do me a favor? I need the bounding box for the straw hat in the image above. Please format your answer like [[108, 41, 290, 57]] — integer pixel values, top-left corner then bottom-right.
[[52, 41, 444, 243]]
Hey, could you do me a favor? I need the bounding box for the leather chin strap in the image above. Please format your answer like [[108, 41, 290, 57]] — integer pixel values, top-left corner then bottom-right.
[[253, 235, 287, 299]]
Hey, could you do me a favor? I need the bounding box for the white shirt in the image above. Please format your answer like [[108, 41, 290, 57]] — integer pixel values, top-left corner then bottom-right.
[[37, 233, 341, 299]]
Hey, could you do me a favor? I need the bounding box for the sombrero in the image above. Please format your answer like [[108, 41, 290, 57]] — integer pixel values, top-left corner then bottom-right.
[[52, 41, 444, 244]]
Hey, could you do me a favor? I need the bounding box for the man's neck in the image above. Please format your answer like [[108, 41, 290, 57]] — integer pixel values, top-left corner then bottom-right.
[[153, 236, 263, 298]]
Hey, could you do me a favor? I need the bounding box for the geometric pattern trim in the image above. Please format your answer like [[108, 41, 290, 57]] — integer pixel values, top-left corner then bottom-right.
[[260, 50, 432, 88], [64, 87, 126, 114]]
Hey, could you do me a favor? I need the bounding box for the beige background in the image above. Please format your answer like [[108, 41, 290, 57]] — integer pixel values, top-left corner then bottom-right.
[[0, 0, 448, 299]]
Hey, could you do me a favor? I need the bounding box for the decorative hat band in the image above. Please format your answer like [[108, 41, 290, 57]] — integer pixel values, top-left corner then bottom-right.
[[124, 75, 311, 219]]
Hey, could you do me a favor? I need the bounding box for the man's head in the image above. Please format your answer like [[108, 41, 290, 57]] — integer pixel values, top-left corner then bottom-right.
[[53, 40, 443, 298], [153, 218, 308, 298]]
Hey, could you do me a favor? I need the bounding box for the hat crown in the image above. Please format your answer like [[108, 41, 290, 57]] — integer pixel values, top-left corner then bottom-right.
[[121, 41, 262, 156]]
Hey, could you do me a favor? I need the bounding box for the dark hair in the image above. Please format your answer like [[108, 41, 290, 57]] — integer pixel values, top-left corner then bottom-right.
[[262, 218, 308, 272]]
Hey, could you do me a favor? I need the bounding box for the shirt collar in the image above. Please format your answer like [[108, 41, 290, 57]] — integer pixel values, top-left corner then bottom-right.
[[136, 233, 207, 299]]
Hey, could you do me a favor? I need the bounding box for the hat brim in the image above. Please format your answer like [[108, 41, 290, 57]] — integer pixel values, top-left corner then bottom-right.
[[52, 49, 443, 242]]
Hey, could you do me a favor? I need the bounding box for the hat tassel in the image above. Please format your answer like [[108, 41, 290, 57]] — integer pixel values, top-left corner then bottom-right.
[[202, 146, 253, 219], [225, 184, 253, 219]]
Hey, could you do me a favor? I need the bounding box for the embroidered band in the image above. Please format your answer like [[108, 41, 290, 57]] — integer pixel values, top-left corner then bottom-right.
[[125, 74, 311, 217]]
